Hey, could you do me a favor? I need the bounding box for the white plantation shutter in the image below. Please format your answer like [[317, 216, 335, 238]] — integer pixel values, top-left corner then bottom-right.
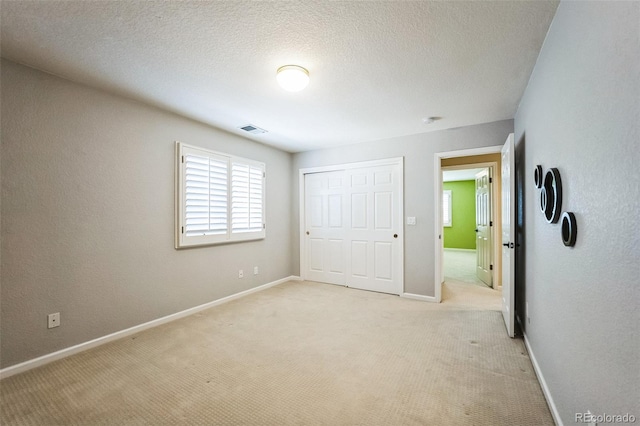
[[443, 190, 452, 227], [184, 153, 228, 236], [231, 163, 264, 233], [177, 142, 265, 248], [248, 166, 264, 231]]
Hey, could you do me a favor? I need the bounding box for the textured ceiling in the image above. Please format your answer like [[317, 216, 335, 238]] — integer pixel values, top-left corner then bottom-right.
[[1, 1, 558, 153]]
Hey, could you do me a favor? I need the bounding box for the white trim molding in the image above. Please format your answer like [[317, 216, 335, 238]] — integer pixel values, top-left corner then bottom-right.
[[523, 333, 564, 426], [0, 276, 302, 379], [401, 292, 438, 303], [298, 157, 405, 176]]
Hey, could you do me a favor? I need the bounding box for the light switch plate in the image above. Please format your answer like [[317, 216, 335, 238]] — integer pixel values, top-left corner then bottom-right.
[[406, 217, 416, 226]]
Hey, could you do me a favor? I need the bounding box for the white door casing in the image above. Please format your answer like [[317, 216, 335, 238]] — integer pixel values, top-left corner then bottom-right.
[[300, 158, 404, 296], [501, 134, 516, 338], [475, 168, 493, 287]]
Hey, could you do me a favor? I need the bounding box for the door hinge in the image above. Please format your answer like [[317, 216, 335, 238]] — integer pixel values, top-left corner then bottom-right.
[[181, 226, 185, 234], [490, 221, 493, 226], [489, 177, 492, 183], [263, 223, 266, 229], [490, 264, 493, 271], [263, 171, 266, 178], [181, 156, 185, 163]]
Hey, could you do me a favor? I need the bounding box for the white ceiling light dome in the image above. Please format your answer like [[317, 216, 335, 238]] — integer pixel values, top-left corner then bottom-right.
[[276, 65, 309, 92]]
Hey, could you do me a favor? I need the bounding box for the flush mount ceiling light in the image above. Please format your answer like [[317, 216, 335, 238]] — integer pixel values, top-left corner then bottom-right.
[[276, 65, 309, 92]]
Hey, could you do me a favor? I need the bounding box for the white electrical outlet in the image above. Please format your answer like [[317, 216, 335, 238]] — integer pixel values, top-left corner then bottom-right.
[[406, 216, 416, 226], [238, 269, 244, 279], [48, 312, 60, 329], [254, 266, 259, 275]]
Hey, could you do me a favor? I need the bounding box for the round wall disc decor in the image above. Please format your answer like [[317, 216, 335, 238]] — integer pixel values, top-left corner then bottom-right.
[[540, 183, 548, 213], [541, 168, 562, 223], [561, 212, 577, 247], [534, 165, 543, 188]]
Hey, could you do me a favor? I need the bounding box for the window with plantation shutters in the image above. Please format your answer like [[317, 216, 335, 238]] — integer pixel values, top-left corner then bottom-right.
[[176, 142, 265, 248], [443, 190, 452, 227]]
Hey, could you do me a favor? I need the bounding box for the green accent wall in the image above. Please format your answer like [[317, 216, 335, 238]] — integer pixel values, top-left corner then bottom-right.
[[443, 180, 476, 249]]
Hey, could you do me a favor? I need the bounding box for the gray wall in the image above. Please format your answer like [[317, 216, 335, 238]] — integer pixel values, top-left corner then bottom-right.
[[1, 60, 293, 368], [292, 120, 513, 296], [514, 1, 639, 423]]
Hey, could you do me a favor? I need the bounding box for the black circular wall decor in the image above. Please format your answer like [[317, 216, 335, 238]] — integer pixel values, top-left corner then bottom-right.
[[541, 168, 562, 223], [534, 165, 543, 188], [561, 212, 577, 247]]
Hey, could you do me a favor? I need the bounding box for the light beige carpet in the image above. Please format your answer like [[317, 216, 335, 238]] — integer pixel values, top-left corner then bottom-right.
[[442, 280, 502, 312], [1, 281, 552, 425], [444, 249, 491, 289]]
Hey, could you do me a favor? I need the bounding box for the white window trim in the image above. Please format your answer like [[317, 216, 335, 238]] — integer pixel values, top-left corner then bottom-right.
[[443, 190, 452, 227], [175, 142, 266, 248]]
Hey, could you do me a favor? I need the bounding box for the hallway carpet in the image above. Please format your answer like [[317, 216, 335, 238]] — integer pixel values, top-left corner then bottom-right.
[[0, 281, 552, 425], [444, 248, 494, 287]]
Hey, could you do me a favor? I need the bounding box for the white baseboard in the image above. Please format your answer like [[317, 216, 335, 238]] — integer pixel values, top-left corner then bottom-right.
[[401, 292, 438, 303], [523, 333, 563, 426], [0, 275, 301, 379]]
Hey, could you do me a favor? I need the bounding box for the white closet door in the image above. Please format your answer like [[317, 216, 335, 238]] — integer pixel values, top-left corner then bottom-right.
[[345, 164, 402, 295], [304, 171, 347, 285]]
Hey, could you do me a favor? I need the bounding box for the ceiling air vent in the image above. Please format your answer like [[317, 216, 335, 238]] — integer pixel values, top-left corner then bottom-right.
[[239, 124, 267, 135]]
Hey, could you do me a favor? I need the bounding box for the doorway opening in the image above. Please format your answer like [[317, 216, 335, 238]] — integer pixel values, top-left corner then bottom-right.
[[434, 147, 502, 305], [434, 135, 516, 336], [442, 167, 492, 288], [441, 164, 501, 308]]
